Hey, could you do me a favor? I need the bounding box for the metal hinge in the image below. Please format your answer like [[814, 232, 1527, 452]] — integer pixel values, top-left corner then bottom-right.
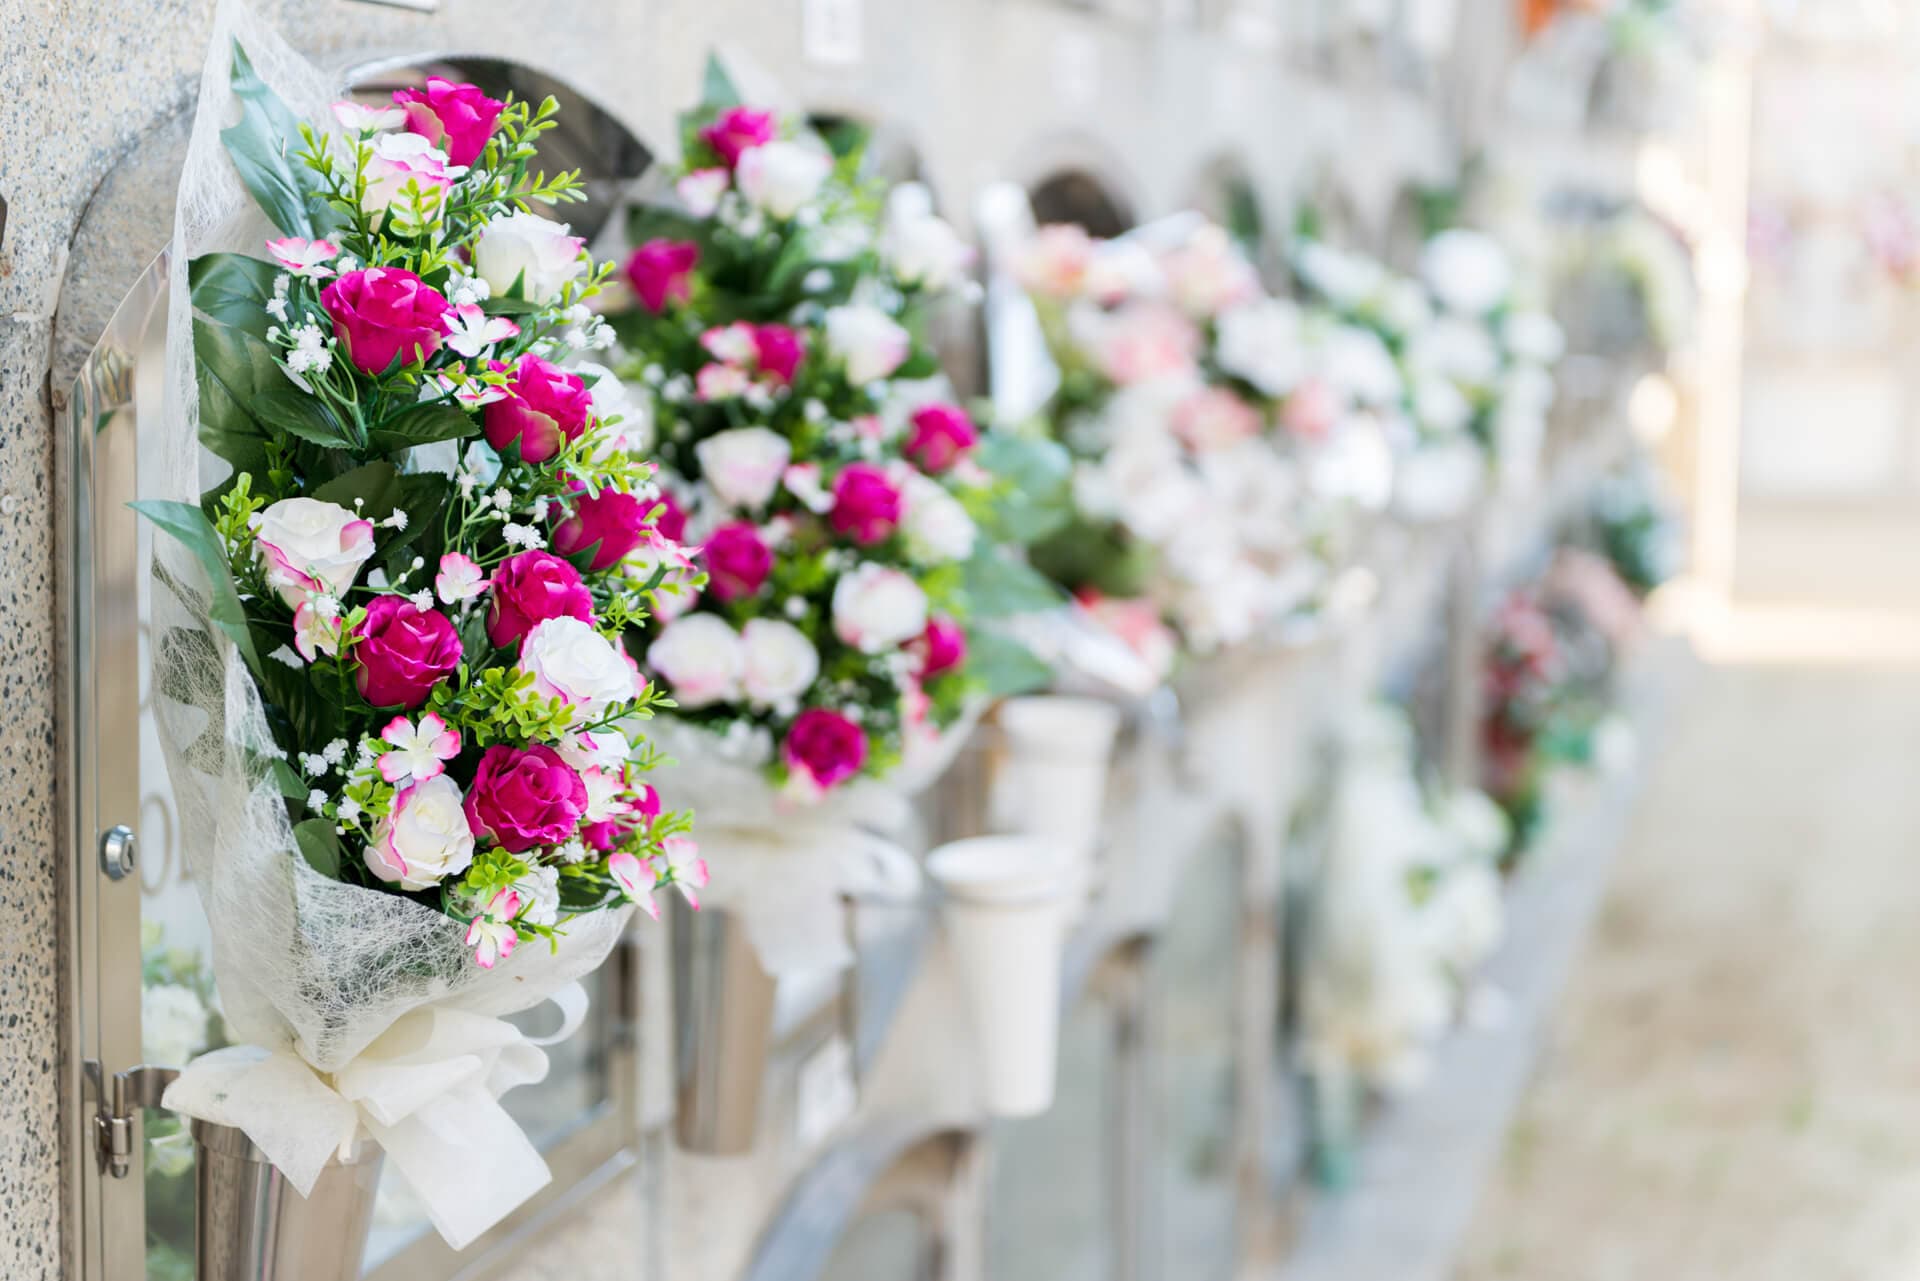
[[87, 1060, 181, 1178]]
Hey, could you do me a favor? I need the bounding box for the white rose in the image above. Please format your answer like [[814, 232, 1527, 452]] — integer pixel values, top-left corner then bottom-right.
[[1407, 315, 1502, 390], [647, 614, 744, 708], [255, 497, 376, 606], [1308, 417, 1396, 512], [1412, 374, 1473, 436], [900, 473, 977, 563], [695, 427, 791, 510], [1381, 278, 1434, 335], [366, 775, 475, 892], [623, 541, 699, 621], [1503, 310, 1565, 365], [1215, 298, 1307, 397], [736, 140, 832, 219], [1394, 439, 1485, 523], [473, 211, 587, 303], [520, 616, 640, 713], [825, 304, 911, 385], [1319, 325, 1404, 408], [883, 208, 972, 291], [740, 619, 821, 708], [574, 361, 653, 456], [832, 563, 928, 653], [142, 984, 210, 1067], [1420, 229, 1513, 317], [1295, 240, 1386, 309]]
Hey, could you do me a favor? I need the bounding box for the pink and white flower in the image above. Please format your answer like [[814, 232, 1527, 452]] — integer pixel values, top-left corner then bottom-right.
[[695, 426, 791, 509], [782, 462, 834, 513], [465, 886, 523, 968], [376, 712, 462, 785], [361, 132, 458, 220], [581, 765, 635, 826], [1160, 225, 1260, 318], [265, 237, 340, 279], [432, 372, 508, 409], [824, 304, 910, 385], [832, 563, 928, 653], [440, 303, 521, 358], [658, 836, 708, 908], [699, 322, 760, 366], [646, 614, 744, 708], [254, 497, 376, 606], [608, 851, 661, 919], [899, 473, 976, 563], [677, 167, 730, 218], [519, 616, 641, 713], [434, 552, 488, 605], [472, 211, 587, 303], [291, 599, 342, 662], [558, 727, 630, 774], [695, 362, 752, 401], [366, 775, 476, 892], [331, 100, 406, 133]]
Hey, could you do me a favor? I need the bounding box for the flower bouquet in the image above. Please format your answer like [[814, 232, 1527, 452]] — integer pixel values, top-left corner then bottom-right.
[[1286, 233, 1484, 522], [1013, 215, 1394, 672], [603, 63, 1063, 973], [143, 12, 692, 1247]]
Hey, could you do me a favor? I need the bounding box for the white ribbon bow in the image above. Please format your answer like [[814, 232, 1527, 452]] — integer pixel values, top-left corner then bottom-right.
[[163, 982, 588, 1250]]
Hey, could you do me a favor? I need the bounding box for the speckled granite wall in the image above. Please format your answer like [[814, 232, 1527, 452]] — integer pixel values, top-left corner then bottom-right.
[[0, 3, 1456, 1275]]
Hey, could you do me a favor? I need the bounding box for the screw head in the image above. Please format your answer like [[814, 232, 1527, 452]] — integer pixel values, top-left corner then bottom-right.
[[99, 825, 136, 880]]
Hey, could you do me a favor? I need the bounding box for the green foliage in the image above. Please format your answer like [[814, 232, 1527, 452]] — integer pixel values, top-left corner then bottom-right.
[[959, 543, 1065, 619], [189, 253, 280, 337], [293, 816, 342, 878], [128, 500, 261, 674], [971, 429, 1074, 545], [964, 627, 1053, 698], [222, 42, 331, 237]]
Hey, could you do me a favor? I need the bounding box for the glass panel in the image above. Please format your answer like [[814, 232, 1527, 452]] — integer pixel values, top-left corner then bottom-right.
[[1152, 829, 1244, 1281], [818, 1207, 930, 1281], [987, 998, 1111, 1281]]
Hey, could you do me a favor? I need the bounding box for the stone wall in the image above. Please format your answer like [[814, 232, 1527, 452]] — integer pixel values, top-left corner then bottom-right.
[[0, 2, 1464, 1274]]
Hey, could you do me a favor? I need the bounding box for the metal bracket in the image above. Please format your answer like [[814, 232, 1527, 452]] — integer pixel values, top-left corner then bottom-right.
[[89, 1061, 180, 1178]]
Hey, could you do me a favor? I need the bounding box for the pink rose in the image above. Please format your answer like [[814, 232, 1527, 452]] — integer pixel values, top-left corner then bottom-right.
[[463, 743, 587, 854], [553, 487, 651, 572], [702, 521, 773, 602], [828, 463, 902, 545], [913, 616, 967, 678], [649, 489, 689, 543], [320, 267, 449, 374], [487, 549, 595, 648], [1281, 377, 1340, 442], [699, 106, 778, 168], [1172, 387, 1263, 451], [392, 77, 505, 167], [484, 354, 593, 463], [624, 239, 700, 314], [1095, 303, 1199, 385], [753, 324, 805, 386], [784, 707, 869, 792], [904, 403, 980, 473], [353, 596, 463, 709]]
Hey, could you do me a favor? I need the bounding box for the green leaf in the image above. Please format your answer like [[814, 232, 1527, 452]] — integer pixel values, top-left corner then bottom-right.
[[193, 318, 278, 474], [251, 622, 339, 746], [222, 41, 321, 238], [965, 628, 1055, 698], [270, 759, 308, 801], [189, 252, 279, 338], [974, 431, 1074, 545], [313, 460, 403, 515], [366, 402, 476, 455], [254, 384, 355, 448], [130, 499, 261, 673], [293, 817, 342, 879], [961, 545, 1065, 619], [702, 53, 742, 109]]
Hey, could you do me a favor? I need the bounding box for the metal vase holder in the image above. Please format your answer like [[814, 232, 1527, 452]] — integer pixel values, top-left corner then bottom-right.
[[190, 1119, 384, 1281], [670, 899, 782, 1155]]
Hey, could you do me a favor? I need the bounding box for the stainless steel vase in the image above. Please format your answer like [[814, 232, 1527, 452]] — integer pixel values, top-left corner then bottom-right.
[[192, 1119, 384, 1281], [671, 900, 779, 1155]]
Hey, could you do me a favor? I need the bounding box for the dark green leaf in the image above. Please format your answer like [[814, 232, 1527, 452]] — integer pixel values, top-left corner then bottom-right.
[[222, 41, 322, 238], [130, 499, 261, 673], [189, 252, 279, 337], [254, 384, 355, 448], [193, 317, 279, 473], [271, 758, 308, 801], [366, 402, 476, 455], [313, 461, 403, 515], [961, 545, 1065, 619], [251, 622, 340, 746], [293, 817, 342, 879]]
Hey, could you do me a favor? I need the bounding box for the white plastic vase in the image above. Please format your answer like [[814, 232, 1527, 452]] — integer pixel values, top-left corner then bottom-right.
[[989, 696, 1122, 897], [925, 836, 1073, 1118]]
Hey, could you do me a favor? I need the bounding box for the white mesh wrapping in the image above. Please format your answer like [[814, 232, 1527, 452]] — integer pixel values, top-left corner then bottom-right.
[[645, 713, 974, 975], [155, 2, 629, 1244]]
